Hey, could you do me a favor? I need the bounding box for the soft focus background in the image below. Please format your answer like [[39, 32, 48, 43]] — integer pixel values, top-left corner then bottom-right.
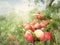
[[0, 0, 60, 45], [0, 0, 58, 22]]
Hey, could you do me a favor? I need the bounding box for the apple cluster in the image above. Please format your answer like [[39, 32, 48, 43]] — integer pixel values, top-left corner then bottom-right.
[[24, 12, 52, 42]]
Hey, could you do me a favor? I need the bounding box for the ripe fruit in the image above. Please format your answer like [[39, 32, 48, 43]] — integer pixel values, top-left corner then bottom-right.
[[34, 29, 44, 41], [25, 24, 32, 30], [40, 28, 44, 31], [33, 12, 44, 20], [45, 32, 52, 41], [39, 20, 50, 28], [38, 13, 44, 20], [34, 23, 40, 29], [33, 14, 39, 19], [40, 21, 45, 28], [24, 12, 52, 42], [24, 30, 34, 42], [45, 20, 50, 26], [34, 29, 52, 41], [31, 25, 36, 32]]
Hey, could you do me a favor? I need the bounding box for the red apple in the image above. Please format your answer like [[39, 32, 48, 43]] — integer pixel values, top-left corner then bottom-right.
[[31, 25, 36, 32], [24, 30, 34, 42], [33, 14, 39, 19], [39, 20, 50, 28], [34, 23, 40, 29], [40, 21, 45, 28], [25, 23, 36, 32], [38, 13, 44, 20], [34, 29, 45, 41], [45, 20, 50, 26], [33, 12, 44, 20], [45, 32, 52, 41], [25, 24, 32, 30], [34, 29, 52, 41], [40, 28, 45, 31], [39, 32, 52, 41]]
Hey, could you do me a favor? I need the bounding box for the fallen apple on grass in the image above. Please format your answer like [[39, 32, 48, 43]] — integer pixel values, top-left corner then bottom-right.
[[25, 24, 32, 30], [33, 12, 44, 20], [34, 29, 45, 41], [24, 30, 35, 42], [34, 29, 52, 41]]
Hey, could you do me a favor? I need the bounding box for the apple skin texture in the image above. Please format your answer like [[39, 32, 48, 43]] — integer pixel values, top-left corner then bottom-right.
[[44, 32, 52, 41], [25, 24, 32, 30], [24, 30, 34, 42], [34, 29, 52, 41]]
